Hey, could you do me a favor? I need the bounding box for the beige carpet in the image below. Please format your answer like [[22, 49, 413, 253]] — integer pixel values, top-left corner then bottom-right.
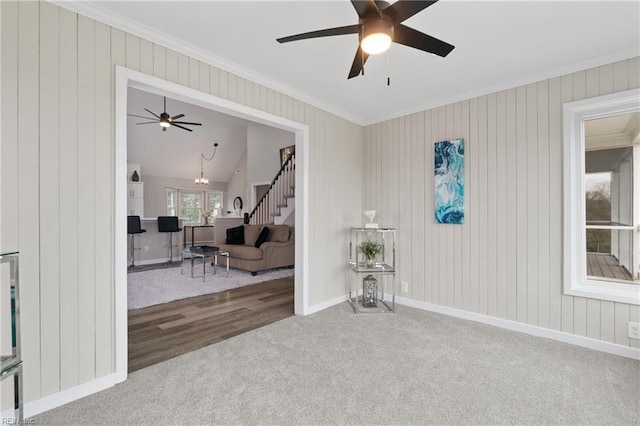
[[34, 302, 639, 425]]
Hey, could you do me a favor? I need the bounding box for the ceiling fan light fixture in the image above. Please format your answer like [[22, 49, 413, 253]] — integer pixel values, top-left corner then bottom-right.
[[361, 19, 394, 55], [159, 121, 170, 128]]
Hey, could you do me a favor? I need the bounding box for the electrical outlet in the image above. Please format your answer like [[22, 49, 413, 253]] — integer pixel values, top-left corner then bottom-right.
[[629, 322, 640, 340], [401, 281, 409, 292], [144, 245, 149, 252]]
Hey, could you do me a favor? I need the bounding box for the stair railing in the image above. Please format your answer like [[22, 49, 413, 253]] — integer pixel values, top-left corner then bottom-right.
[[244, 152, 295, 225]]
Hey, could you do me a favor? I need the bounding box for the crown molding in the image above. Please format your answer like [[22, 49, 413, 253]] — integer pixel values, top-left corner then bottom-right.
[[367, 47, 640, 125], [49, 0, 368, 126], [48, 1, 639, 127]]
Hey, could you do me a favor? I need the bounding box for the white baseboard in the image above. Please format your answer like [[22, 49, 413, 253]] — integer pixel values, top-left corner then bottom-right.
[[21, 373, 118, 419], [394, 296, 640, 360], [133, 257, 170, 266], [306, 294, 348, 315]]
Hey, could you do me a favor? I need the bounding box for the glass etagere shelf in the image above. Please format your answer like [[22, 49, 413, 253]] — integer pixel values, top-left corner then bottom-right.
[[1, 251, 23, 423], [347, 227, 396, 314]]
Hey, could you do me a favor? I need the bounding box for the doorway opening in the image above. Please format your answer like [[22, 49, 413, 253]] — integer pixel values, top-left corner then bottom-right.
[[115, 66, 309, 382]]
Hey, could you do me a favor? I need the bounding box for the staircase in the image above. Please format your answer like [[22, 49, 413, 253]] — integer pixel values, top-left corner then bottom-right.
[[244, 152, 295, 226]]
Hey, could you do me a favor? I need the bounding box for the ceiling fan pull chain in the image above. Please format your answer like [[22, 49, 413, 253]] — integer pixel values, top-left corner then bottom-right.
[[387, 50, 391, 86]]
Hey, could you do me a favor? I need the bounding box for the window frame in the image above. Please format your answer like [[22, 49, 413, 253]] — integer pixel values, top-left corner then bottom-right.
[[563, 88, 640, 305], [166, 188, 224, 225]]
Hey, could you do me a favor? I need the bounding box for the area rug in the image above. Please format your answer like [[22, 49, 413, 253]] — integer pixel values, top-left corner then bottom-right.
[[127, 263, 294, 310]]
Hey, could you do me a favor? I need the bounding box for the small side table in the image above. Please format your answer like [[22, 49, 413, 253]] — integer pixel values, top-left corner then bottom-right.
[[182, 246, 229, 281]]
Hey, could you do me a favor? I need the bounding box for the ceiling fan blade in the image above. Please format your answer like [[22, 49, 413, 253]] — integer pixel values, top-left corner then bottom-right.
[[351, 0, 381, 19], [135, 122, 159, 125], [394, 24, 454, 57], [171, 123, 193, 132], [277, 25, 360, 43], [384, 0, 438, 23], [144, 108, 161, 119], [170, 113, 185, 120], [171, 121, 202, 126], [348, 46, 369, 79], [128, 113, 158, 120]]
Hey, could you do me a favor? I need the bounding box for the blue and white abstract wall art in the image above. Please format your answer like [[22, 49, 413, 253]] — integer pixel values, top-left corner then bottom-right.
[[434, 138, 464, 224]]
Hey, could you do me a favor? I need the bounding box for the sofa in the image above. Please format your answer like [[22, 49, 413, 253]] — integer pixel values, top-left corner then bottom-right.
[[213, 219, 294, 275]]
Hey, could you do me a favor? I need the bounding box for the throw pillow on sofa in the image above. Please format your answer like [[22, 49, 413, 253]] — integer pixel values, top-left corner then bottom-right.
[[254, 226, 270, 248], [243, 224, 263, 247], [226, 225, 245, 245]]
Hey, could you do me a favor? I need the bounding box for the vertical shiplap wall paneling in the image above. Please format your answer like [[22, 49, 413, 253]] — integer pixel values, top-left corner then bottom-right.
[[430, 109, 440, 303], [165, 49, 178, 84], [17, 0, 42, 400], [468, 98, 479, 312], [411, 113, 425, 301], [525, 83, 538, 326], [139, 39, 153, 76], [125, 33, 140, 71], [58, 7, 79, 389], [505, 89, 518, 322], [460, 100, 471, 312], [548, 77, 563, 332], [515, 86, 528, 324], [188, 58, 199, 90], [495, 92, 507, 319], [39, 1, 61, 396], [530, 81, 550, 328], [486, 94, 497, 317], [537, 80, 550, 329], [219, 70, 229, 99], [177, 53, 189, 87], [198, 62, 209, 94], [453, 103, 463, 309], [477, 97, 488, 315], [423, 111, 433, 303], [153, 43, 165, 80], [76, 14, 96, 384], [363, 57, 640, 349], [96, 23, 117, 376]]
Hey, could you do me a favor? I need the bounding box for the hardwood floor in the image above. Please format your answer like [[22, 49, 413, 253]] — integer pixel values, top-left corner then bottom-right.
[[128, 276, 294, 373]]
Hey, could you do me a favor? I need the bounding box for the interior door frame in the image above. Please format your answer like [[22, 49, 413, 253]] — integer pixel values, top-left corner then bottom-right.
[[114, 66, 310, 382]]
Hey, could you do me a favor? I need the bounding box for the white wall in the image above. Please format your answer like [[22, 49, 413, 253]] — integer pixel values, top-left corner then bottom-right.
[[247, 125, 295, 188], [0, 0, 363, 409], [225, 150, 247, 215], [363, 57, 640, 350]]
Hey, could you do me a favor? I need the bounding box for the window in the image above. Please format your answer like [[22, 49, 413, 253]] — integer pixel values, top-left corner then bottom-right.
[[563, 88, 639, 305], [166, 189, 223, 225]]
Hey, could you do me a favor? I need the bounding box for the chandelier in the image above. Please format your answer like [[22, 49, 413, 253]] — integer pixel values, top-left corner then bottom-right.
[[195, 142, 219, 185]]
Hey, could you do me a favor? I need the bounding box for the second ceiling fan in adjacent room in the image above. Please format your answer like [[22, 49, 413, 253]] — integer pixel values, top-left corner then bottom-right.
[[129, 96, 202, 132]]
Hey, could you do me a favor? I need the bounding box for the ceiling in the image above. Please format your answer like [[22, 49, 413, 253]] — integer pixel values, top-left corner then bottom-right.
[[66, 1, 639, 126], [128, 87, 290, 182]]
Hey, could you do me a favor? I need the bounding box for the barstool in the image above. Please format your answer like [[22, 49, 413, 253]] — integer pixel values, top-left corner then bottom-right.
[[127, 216, 146, 270], [158, 216, 182, 264]]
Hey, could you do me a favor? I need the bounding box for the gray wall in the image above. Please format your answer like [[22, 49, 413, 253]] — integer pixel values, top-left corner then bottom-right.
[[363, 57, 640, 349], [0, 0, 363, 406], [225, 150, 247, 215]]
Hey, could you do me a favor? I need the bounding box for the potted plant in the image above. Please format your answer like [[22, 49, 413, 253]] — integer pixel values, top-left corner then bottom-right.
[[358, 240, 383, 268]]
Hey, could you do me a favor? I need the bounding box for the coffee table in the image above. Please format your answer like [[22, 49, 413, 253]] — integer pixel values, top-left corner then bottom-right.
[[181, 245, 229, 281]]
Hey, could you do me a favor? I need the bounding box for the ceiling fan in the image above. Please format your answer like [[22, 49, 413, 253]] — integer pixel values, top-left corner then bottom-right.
[[128, 96, 202, 132], [277, 0, 455, 79]]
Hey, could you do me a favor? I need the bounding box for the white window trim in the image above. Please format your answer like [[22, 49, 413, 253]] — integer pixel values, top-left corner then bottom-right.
[[563, 88, 640, 305]]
